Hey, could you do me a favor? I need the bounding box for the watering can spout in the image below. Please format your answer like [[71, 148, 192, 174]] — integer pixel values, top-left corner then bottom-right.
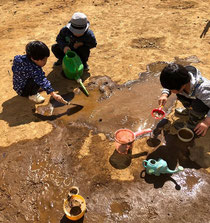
[[164, 166, 183, 174], [77, 79, 89, 96]]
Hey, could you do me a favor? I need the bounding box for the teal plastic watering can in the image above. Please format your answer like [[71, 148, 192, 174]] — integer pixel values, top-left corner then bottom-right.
[[142, 158, 183, 176], [62, 51, 89, 96]]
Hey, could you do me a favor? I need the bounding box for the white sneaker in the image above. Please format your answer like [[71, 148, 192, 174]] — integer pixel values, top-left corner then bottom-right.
[[29, 93, 45, 104]]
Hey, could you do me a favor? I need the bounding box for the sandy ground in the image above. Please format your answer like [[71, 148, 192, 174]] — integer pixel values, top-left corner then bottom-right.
[[0, 0, 210, 222], [0, 0, 209, 146]]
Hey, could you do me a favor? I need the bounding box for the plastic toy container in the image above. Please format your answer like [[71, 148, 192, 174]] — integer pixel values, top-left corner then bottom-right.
[[178, 127, 194, 142], [114, 128, 152, 154], [63, 194, 86, 221], [62, 50, 89, 96], [62, 51, 84, 80]]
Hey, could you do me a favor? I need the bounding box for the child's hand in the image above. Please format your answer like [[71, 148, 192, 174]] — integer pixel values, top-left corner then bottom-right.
[[194, 117, 210, 136], [73, 42, 83, 49], [50, 92, 69, 105], [158, 94, 168, 106], [64, 46, 71, 54]]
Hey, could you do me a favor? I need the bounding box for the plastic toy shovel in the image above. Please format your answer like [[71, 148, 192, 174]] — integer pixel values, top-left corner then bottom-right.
[[151, 105, 165, 119], [114, 128, 152, 154]]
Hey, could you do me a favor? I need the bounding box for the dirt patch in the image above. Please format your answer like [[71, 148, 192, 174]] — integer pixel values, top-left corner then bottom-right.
[[0, 0, 210, 222], [131, 37, 165, 49]]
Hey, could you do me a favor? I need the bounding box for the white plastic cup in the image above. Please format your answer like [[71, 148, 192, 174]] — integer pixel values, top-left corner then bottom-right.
[[178, 128, 194, 142]]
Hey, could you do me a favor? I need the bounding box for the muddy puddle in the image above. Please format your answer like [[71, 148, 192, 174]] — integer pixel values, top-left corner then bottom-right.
[[36, 61, 176, 135], [0, 57, 210, 223]]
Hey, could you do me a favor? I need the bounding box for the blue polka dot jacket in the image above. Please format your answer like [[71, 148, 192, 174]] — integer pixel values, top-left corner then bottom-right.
[[12, 55, 54, 95]]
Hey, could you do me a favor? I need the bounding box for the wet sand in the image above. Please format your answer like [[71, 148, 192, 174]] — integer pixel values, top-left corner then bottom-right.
[[1, 60, 210, 222], [0, 0, 210, 222], [0, 116, 210, 223]]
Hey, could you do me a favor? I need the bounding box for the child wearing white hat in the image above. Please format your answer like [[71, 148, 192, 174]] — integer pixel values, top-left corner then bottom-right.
[[52, 12, 97, 70]]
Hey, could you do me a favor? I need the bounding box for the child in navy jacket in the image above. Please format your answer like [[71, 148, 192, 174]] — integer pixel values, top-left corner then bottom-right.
[[12, 41, 67, 104], [52, 12, 97, 70]]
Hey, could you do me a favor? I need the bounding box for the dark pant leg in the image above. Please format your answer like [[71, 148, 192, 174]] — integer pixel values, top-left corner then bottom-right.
[[52, 44, 90, 64], [74, 46, 90, 65], [176, 94, 192, 108], [177, 94, 209, 127], [191, 99, 209, 114], [21, 78, 40, 97], [177, 94, 209, 115], [51, 44, 65, 60], [188, 98, 209, 127]]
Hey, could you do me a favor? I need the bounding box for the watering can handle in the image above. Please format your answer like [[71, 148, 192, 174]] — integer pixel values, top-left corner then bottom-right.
[[134, 128, 152, 137], [142, 160, 148, 168]]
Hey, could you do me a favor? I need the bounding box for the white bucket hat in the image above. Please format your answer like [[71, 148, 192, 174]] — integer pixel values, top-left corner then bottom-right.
[[68, 12, 90, 35]]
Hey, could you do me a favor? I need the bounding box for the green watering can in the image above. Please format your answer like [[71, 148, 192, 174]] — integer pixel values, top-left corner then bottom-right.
[[62, 51, 89, 96]]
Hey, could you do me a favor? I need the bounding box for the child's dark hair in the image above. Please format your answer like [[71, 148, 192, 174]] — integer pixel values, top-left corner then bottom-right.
[[160, 63, 191, 90], [26, 41, 50, 60]]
